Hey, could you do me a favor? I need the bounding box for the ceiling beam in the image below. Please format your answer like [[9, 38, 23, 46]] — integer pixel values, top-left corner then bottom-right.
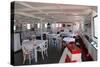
[[18, 2, 56, 19], [15, 12, 44, 20]]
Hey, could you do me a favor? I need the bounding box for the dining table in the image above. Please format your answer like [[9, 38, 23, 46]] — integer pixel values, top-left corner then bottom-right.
[[48, 33, 61, 47], [48, 33, 60, 38], [22, 40, 48, 63], [63, 37, 75, 44]]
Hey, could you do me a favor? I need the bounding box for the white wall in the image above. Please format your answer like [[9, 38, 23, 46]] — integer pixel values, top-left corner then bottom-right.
[[14, 33, 21, 52], [79, 11, 97, 61]]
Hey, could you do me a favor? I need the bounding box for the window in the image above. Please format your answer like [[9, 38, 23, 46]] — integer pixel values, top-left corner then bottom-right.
[[37, 23, 40, 28], [14, 25, 16, 31], [56, 23, 59, 27], [45, 23, 47, 28], [27, 24, 31, 29], [59, 23, 62, 27], [91, 16, 98, 49], [52, 23, 62, 28], [93, 16, 98, 39]]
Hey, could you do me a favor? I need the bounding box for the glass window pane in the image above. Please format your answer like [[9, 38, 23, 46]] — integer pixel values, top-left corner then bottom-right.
[[27, 24, 31, 29], [94, 17, 98, 38], [45, 23, 47, 28], [59, 23, 62, 27], [14, 25, 16, 30], [37, 23, 40, 28], [56, 23, 58, 27]]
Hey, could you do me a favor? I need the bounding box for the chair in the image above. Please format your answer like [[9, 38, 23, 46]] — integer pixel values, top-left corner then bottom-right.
[[53, 38, 57, 47], [22, 46, 34, 64], [44, 41, 48, 57], [43, 34, 47, 40], [36, 41, 48, 60]]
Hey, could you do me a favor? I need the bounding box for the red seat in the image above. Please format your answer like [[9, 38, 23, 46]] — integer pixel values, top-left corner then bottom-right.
[[65, 55, 77, 63], [67, 42, 81, 54]]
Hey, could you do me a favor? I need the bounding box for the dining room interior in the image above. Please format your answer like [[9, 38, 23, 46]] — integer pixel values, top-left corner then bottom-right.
[[11, 1, 97, 66]]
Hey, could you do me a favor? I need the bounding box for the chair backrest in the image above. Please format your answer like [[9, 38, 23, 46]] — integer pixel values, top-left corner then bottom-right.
[[43, 34, 47, 40], [44, 41, 48, 48], [37, 41, 48, 50]]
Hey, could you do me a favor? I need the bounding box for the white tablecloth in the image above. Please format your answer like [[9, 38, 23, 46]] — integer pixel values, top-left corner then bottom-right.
[[48, 34, 60, 39], [48, 34, 61, 44], [43, 32, 49, 35], [63, 37, 75, 44], [60, 32, 77, 37]]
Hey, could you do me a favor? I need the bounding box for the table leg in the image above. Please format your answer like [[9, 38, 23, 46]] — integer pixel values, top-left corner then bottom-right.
[[34, 49, 37, 62]]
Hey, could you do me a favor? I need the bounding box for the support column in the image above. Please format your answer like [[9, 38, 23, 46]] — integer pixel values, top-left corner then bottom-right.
[[40, 20, 43, 40]]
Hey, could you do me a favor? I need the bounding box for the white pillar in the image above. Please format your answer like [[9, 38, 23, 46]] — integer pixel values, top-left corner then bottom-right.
[[40, 20, 43, 40]]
